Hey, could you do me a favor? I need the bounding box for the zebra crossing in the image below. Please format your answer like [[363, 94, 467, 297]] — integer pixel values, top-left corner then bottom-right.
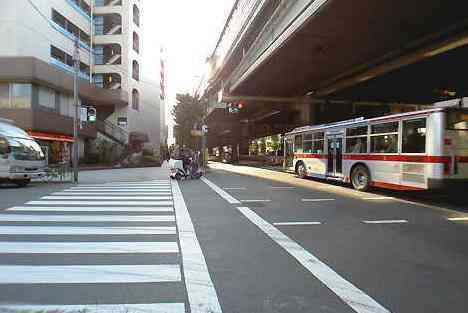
[[0, 180, 221, 313]]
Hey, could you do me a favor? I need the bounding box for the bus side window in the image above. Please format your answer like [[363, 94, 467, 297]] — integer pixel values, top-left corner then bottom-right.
[[402, 118, 426, 153], [294, 135, 303, 152]]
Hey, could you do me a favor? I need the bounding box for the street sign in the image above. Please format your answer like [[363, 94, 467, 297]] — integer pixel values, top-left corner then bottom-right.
[[202, 125, 208, 133]]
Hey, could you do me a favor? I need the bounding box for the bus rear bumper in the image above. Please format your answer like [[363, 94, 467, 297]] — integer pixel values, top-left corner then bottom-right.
[[427, 178, 468, 190], [9, 171, 46, 180]]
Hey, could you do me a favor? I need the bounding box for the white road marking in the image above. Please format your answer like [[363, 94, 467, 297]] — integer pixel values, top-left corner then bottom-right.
[[53, 192, 172, 196], [301, 198, 335, 202], [172, 180, 222, 313], [27, 201, 173, 206], [0, 264, 181, 284], [270, 186, 296, 189], [362, 197, 394, 200], [42, 196, 172, 200], [201, 177, 240, 204], [0, 226, 176, 235], [240, 199, 271, 203], [362, 220, 408, 224], [8, 206, 174, 212], [237, 206, 391, 313], [222, 187, 246, 190], [70, 187, 171, 190], [79, 182, 170, 186], [0, 241, 179, 254], [273, 221, 322, 226], [447, 217, 468, 221], [0, 214, 175, 222], [0, 303, 185, 313]]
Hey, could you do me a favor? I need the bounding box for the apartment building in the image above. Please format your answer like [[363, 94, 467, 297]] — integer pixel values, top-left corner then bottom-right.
[[0, 0, 163, 163]]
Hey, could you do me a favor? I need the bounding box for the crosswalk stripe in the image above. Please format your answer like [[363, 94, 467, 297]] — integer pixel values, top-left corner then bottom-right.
[[42, 196, 173, 200], [53, 192, 172, 195], [8, 206, 174, 212], [78, 184, 171, 187], [0, 226, 176, 235], [0, 214, 175, 222], [69, 187, 172, 191], [0, 303, 186, 313], [27, 201, 174, 206], [0, 241, 179, 254], [0, 264, 181, 284]]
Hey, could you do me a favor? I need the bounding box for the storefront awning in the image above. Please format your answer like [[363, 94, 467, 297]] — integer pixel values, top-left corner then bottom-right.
[[27, 130, 74, 142]]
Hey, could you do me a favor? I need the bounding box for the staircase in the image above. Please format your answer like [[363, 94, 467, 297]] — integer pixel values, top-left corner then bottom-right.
[[106, 54, 121, 65], [96, 119, 128, 145], [108, 0, 121, 6], [106, 25, 122, 35]]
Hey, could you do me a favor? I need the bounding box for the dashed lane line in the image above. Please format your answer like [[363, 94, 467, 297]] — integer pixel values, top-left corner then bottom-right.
[[362, 220, 408, 224], [273, 221, 322, 226], [240, 199, 271, 203], [301, 198, 335, 202]]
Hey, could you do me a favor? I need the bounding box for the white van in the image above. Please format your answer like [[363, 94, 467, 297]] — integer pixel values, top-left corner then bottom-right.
[[0, 118, 46, 187]]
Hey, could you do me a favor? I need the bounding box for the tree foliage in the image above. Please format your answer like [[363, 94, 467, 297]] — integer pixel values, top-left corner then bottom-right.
[[172, 93, 205, 148]]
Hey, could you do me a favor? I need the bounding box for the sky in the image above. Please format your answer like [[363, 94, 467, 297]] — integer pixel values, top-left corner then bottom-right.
[[142, 0, 236, 144]]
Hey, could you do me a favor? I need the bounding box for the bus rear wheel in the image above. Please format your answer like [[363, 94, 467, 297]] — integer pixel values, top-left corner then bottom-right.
[[351, 165, 371, 191], [13, 179, 31, 187], [296, 162, 307, 179]]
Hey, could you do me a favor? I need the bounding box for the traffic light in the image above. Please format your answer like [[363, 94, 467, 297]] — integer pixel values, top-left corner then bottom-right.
[[87, 107, 97, 123], [227, 101, 245, 114]]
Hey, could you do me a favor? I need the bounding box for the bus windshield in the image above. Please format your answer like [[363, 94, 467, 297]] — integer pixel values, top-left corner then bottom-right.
[[7, 137, 45, 161], [447, 110, 468, 130]]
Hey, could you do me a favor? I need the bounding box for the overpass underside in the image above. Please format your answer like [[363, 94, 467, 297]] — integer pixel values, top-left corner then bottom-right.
[[207, 0, 468, 149]]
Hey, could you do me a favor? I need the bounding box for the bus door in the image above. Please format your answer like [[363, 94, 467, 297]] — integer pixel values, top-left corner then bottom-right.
[[326, 135, 343, 177], [284, 137, 294, 169]]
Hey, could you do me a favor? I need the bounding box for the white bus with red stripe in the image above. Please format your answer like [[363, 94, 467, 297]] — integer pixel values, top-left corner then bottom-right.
[[284, 101, 468, 191]]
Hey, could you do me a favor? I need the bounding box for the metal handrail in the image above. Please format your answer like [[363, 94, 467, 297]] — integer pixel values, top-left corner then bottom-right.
[[96, 119, 128, 144]]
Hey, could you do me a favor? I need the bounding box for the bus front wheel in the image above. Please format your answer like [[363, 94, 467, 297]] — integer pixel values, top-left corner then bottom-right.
[[351, 165, 371, 191]]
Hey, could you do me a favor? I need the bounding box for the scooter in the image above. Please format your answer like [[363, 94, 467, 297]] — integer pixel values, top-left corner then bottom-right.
[[169, 157, 202, 180]]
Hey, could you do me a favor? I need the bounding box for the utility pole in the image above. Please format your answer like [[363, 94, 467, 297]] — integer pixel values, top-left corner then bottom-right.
[[72, 38, 80, 184]]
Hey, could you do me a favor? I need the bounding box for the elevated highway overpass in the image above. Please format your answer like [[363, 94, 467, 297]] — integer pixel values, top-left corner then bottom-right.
[[202, 0, 468, 150]]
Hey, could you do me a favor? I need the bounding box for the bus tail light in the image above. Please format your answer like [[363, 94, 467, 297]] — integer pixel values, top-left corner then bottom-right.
[[444, 138, 452, 146], [443, 160, 451, 175]]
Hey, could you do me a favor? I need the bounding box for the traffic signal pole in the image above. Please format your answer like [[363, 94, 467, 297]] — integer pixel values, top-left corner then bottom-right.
[[72, 38, 80, 184]]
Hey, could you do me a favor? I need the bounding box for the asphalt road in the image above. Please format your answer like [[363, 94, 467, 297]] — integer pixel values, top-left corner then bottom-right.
[[0, 166, 467, 313]]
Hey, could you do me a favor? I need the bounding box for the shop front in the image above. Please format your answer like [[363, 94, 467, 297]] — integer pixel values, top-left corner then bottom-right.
[[27, 130, 73, 165]]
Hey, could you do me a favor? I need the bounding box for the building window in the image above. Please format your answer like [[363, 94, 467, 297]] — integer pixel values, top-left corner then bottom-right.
[[0, 83, 9, 108], [132, 60, 140, 81], [38, 86, 56, 110], [402, 118, 426, 153], [52, 9, 90, 47], [133, 4, 140, 26], [93, 74, 104, 88], [132, 89, 139, 111], [11, 84, 32, 108], [133, 32, 139, 53], [94, 46, 104, 65], [94, 16, 104, 35], [94, 44, 122, 65]]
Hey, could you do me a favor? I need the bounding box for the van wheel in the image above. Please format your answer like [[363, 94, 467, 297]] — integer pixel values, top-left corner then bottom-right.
[[351, 165, 371, 191], [14, 179, 31, 187], [296, 162, 307, 179]]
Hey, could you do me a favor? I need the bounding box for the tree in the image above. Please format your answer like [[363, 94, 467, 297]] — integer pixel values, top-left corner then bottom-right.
[[172, 93, 205, 148]]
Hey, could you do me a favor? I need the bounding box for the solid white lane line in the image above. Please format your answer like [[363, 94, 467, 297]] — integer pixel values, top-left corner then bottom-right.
[[237, 206, 391, 313], [0, 226, 176, 235], [42, 196, 172, 200], [362, 197, 394, 200], [0, 242, 179, 254], [222, 187, 246, 190], [301, 198, 335, 202], [240, 199, 271, 203], [448, 217, 468, 221], [172, 180, 222, 313], [0, 214, 175, 222], [273, 222, 322, 226], [0, 303, 185, 313], [201, 177, 241, 204], [270, 186, 296, 189], [53, 192, 172, 196], [362, 220, 408, 224], [0, 264, 181, 284], [8, 206, 174, 212], [27, 201, 173, 206]]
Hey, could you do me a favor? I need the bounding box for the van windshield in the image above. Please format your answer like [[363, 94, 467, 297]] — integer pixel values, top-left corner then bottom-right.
[[7, 137, 45, 161], [447, 110, 468, 130]]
